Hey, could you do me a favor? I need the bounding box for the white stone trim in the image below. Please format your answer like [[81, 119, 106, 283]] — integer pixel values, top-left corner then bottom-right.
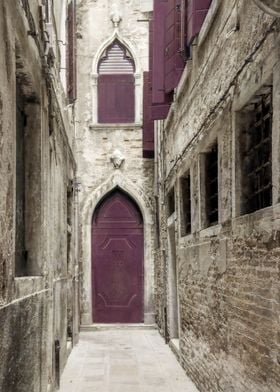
[[91, 30, 141, 75]]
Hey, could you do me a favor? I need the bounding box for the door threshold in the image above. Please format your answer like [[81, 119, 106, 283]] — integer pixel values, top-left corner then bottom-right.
[[80, 323, 157, 331]]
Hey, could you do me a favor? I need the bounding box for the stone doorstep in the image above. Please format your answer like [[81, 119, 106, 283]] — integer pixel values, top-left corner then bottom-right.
[[80, 323, 157, 332]]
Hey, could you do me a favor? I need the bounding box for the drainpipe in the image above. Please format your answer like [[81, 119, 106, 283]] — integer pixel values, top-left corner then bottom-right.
[[54, 339, 61, 389], [158, 120, 169, 344], [162, 247, 170, 344]]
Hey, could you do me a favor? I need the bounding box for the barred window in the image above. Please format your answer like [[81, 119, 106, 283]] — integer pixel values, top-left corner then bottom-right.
[[181, 174, 191, 236], [242, 90, 272, 214], [15, 83, 27, 276], [205, 143, 218, 226], [167, 187, 175, 216]]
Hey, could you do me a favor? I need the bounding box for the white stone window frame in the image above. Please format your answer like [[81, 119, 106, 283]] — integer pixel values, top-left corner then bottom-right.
[[90, 31, 142, 127], [233, 71, 280, 219]]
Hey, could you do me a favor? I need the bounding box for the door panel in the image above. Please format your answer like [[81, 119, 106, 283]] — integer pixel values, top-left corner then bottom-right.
[[92, 191, 144, 323]]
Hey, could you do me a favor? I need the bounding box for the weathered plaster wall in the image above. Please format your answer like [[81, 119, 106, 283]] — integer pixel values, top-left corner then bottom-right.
[[0, 1, 80, 391], [156, 1, 280, 391], [76, 0, 155, 324]]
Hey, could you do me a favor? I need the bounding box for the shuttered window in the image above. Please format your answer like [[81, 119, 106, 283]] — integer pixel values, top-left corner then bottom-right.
[[151, 0, 172, 120], [98, 40, 135, 123], [186, 0, 212, 45], [165, 0, 185, 93], [67, 0, 77, 103], [150, 0, 211, 120]]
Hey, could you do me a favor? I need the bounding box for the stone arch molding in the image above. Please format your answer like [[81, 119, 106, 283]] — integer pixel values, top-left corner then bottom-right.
[[82, 171, 153, 226], [80, 172, 155, 325], [90, 31, 142, 125], [91, 31, 141, 76]]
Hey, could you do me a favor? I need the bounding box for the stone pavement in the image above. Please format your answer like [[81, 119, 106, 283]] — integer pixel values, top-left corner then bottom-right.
[[59, 327, 199, 392]]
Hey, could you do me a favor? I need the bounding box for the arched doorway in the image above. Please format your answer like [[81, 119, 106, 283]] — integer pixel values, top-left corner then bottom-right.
[[92, 189, 144, 323]]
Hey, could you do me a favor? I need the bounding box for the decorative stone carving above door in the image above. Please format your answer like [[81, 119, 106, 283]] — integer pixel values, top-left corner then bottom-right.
[[110, 149, 125, 169]]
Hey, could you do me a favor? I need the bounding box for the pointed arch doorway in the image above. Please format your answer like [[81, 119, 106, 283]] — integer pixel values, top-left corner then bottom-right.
[[92, 189, 144, 323]]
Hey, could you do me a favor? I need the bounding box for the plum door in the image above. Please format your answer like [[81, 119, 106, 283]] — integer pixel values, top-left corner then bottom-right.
[[92, 190, 144, 323]]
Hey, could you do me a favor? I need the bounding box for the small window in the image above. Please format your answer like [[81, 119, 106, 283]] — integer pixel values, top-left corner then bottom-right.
[[205, 143, 218, 227], [241, 90, 272, 214], [181, 173, 191, 236], [167, 187, 175, 217]]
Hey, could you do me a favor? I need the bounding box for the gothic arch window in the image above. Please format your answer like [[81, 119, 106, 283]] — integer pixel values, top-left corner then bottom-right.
[[98, 40, 135, 123]]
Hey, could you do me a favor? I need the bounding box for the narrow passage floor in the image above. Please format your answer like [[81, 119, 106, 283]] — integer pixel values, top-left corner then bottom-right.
[[59, 327, 199, 392]]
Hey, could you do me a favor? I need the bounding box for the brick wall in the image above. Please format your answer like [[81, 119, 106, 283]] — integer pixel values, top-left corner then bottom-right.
[[156, 1, 280, 390]]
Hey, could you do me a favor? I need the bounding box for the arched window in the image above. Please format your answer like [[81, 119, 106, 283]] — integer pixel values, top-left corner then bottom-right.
[[98, 40, 135, 123]]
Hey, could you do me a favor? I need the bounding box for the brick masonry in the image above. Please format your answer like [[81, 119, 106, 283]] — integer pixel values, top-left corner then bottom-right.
[[155, 1, 280, 391]]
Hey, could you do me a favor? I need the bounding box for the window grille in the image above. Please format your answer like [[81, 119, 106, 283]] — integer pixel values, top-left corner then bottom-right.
[[243, 91, 272, 214], [205, 143, 218, 226], [181, 174, 191, 236], [167, 188, 175, 216], [15, 84, 27, 276]]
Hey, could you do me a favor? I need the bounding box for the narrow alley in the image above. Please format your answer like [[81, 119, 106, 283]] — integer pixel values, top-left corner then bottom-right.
[[59, 327, 198, 392], [1, 1, 280, 392]]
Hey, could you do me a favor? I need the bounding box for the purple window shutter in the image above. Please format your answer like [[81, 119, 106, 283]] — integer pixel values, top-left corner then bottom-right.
[[164, 0, 185, 93], [152, 0, 168, 104], [143, 72, 154, 158], [151, 1, 172, 120], [151, 104, 171, 120], [67, 0, 77, 102], [98, 74, 135, 123], [187, 0, 212, 45], [180, 0, 187, 55]]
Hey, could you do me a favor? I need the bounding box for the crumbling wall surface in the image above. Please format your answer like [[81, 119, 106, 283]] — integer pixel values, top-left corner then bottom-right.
[[157, 1, 280, 391], [0, 1, 79, 391], [0, 293, 48, 392]]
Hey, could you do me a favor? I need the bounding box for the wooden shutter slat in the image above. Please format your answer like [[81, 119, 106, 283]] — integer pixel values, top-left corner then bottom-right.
[[99, 42, 135, 74]]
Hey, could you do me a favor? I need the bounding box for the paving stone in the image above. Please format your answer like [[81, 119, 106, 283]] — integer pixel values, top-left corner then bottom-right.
[[59, 329, 199, 392]]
